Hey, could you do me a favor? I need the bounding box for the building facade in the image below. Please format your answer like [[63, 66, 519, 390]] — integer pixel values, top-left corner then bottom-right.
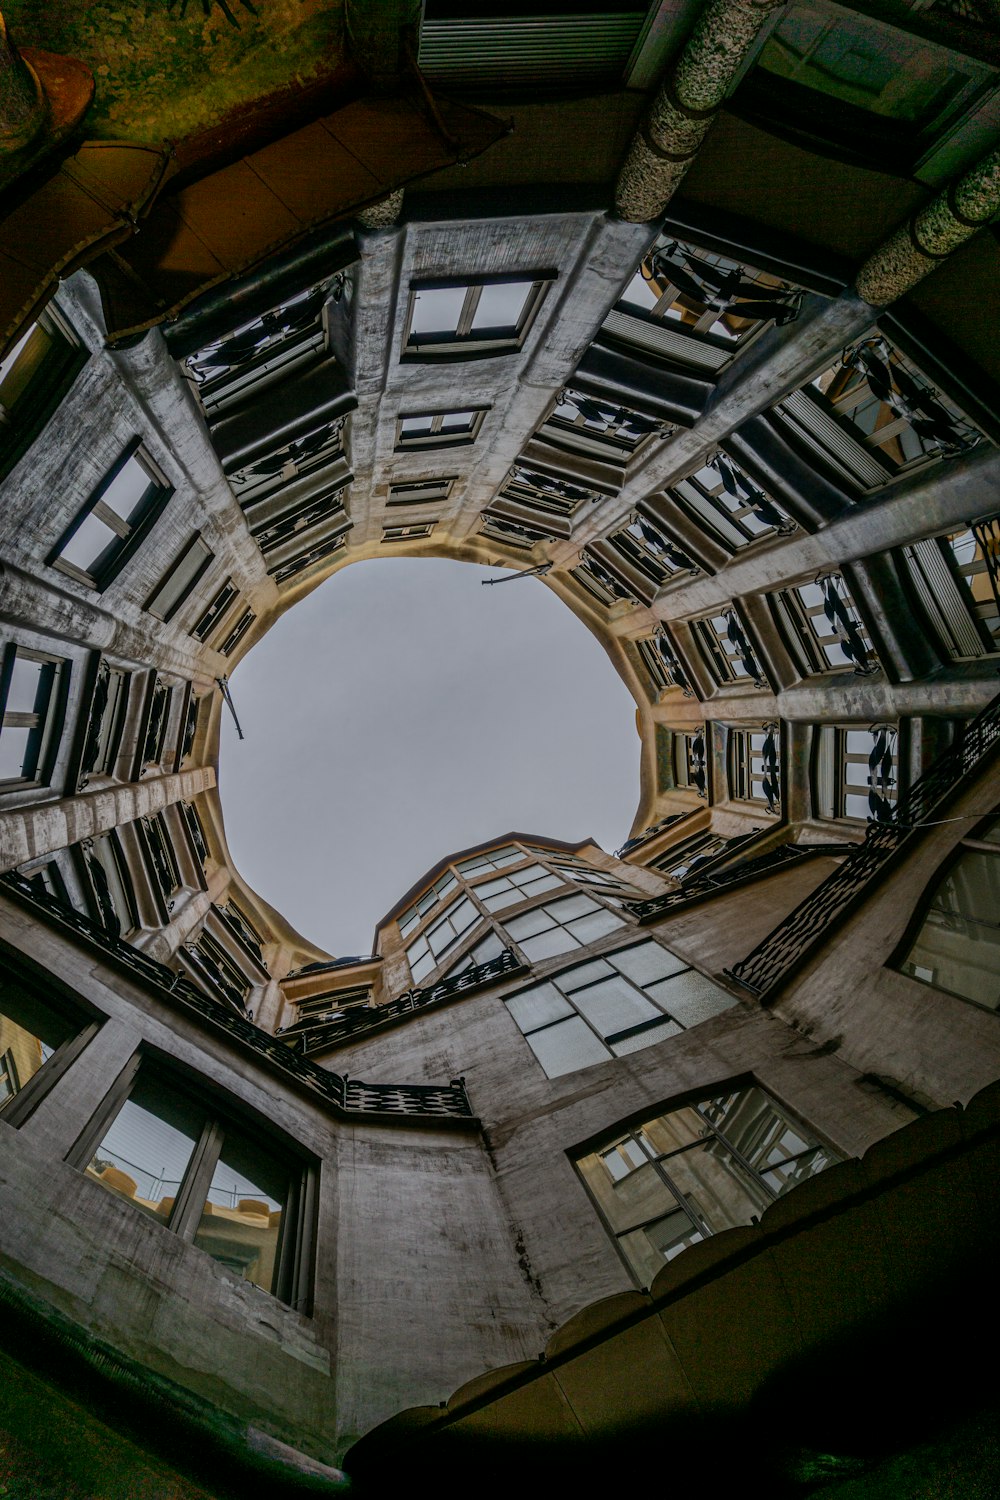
[[1, 0, 1000, 1493]]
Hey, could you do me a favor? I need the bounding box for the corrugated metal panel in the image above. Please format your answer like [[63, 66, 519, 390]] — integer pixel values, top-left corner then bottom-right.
[[602, 309, 730, 372], [419, 16, 645, 85], [905, 539, 985, 658], [778, 389, 892, 491]]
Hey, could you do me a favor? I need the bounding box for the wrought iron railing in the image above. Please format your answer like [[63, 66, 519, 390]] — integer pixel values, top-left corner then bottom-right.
[[727, 689, 1000, 999], [624, 841, 852, 923], [0, 871, 476, 1124], [280, 948, 525, 1056]]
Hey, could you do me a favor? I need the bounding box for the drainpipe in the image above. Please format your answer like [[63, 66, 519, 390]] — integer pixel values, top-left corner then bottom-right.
[[615, 0, 784, 223], [854, 145, 1000, 306]]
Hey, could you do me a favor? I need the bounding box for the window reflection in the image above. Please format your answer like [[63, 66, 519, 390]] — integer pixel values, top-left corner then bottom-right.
[[0, 981, 75, 1114], [193, 1130, 287, 1296], [899, 843, 1000, 1010]]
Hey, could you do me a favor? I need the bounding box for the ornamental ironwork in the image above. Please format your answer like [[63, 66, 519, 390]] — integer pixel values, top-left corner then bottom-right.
[[727, 689, 1000, 1000]]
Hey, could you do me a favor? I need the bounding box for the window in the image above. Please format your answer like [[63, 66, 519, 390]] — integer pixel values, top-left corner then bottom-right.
[[141, 678, 172, 770], [395, 409, 488, 450], [81, 830, 139, 940], [0, 305, 87, 479], [442, 928, 508, 979], [187, 931, 254, 1012], [729, 725, 780, 813], [387, 477, 454, 505], [228, 416, 348, 505], [576, 1086, 841, 1286], [398, 869, 461, 937], [544, 859, 642, 901], [406, 894, 481, 982], [606, 238, 800, 373], [636, 633, 693, 696], [144, 536, 214, 622], [248, 485, 350, 560], [403, 275, 551, 358], [471, 862, 564, 913], [502, 892, 624, 964], [691, 609, 766, 687], [79, 662, 131, 782], [498, 465, 596, 518], [505, 940, 735, 1079], [814, 723, 898, 823], [0, 967, 97, 1128], [896, 817, 1000, 1011], [733, 0, 994, 174], [479, 513, 551, 549], [77, 1059, 315, 1309], [606, 514, 698, 591], [191, 578, 240, 643], [186, 282, 330, 418], [219, 609, 255, 657], [674, 728, 708, 798], [456, 845, 525, 878], [902, 518, 1000, 661], [48, 443, 173, 591], [269, 535, 347, 584], [573, 557, 636, 607], [382, 523, 435, 542], [651, 830, 733, 880], [777, 337, 982, 492], [140, 812, 182, 903], [0, 645, 68, 789], [182, 801, 210, 866], [546, 390, 668, 458], [669, 452, 796, 549], [771, 575, 876, 676]]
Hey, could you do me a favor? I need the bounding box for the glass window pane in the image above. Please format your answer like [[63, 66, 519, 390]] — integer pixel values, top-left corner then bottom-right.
[[550, 893, 600, 922], [439, 411, 474, 430], [6, 655, 45, 713], [645, 971, 735, 1027], [637, 1108, 707, 1159], [579, 1156, 676, 1233], [59, 510, 117, 572], [471, 281, 532, 330], [516, 926, 582, 963], [101, 457, 152, 522], [566, 908, 623, 944], [193, 1129, 288, 1294], [90, 1073, 205, 1217], [0, 982, 74, 1110], [571, 976, 659, 1038], [410, 286, 467, 336], [662, 1139, 771, 1231], [619, 1212, 704, 1283], [611, 941, 688, 986], [557, 958, 615, 992], [761, 1144, 840, 1197], [505, 982, 573, 1032], [609, 1019, 682, 1056], [524, 1014, 609, 1077], [0, 725, 31, 779], [505, 907, 554, 941]]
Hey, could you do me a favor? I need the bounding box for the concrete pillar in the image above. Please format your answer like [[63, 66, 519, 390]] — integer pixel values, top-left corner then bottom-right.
[[0, 13, 46, 153], [0, 766, 216, 871], [615, 0, 783, 223], [357, 189, 405, 229], [855, 145, 1000, 306]]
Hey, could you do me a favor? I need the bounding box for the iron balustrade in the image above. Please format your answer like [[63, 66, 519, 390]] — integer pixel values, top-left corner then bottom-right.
[[726, 689, 1000, 1000], [624, 841, 852, 923], [280, 948, 526, 1056], [0, 870, 476, 1124]]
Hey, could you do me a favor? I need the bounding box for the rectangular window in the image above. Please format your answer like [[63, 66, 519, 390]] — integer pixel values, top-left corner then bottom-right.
[[219, 609, 255, 657], [140, 812, 182, 902], [395, 409, 488, 450], [502, 892, 624, 965], [387, 477, 454, 505], [78, 1060, 315, 1310], [188, 931, 253, 1012], [729, 726, 781, 813], [381, 523, 434, 542], [815, 723, 899, 823], [82, 830, 138, 940], [403, 275, 552, 358], [636, 633, 692, 696], [691, 609, 766, 687], [606, 515, 697, 591], [441, 928, 508, 979], [0, 305, 87, 479], [455, 845, 525, 878], [398, 868, 461, 938], [48, 443, 173, 591], [576, 1085, 840, 1286], [669, 452, 795, 550], [673, 728, 708, 798], [480, 513, 550, 549], [140, 678, 172, 770], [545, 389, 667, 459], [0, 967, 97, 1127], [471, 863, 564, 913], [406, 894, 481, 982], [506, 940, 735, 1079], [777, 336, 983, 492], [79, 661, 131, 782], [144, 536, 214, 622], [498, 466, 595, 518], [0, 645, 68, 789], [607, 238, 800, 373], [771, 575, 876, 676], [650, 830, 732, 880], [573, 558, 635, 608], [897, 817, 1000, 1011], [191, 578, 240, 643], [269, 534, 348, 584], [902, 519, 1000, 661]]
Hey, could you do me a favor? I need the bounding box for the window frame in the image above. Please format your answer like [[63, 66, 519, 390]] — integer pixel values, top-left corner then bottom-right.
[[144, 534, 214, 623], [0, 643, 71, 792], [0, 956, 102, 1130], [401, 273, 554, 360], [47, 440, 174, 592], [394, 408, 489, 451], [0, 304, 88, 481], [68, 1051, 318, 1313], [728, 724, 781, 814]]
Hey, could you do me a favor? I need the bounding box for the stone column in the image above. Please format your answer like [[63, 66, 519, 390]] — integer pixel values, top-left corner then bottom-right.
[[855, 145, 1000, 306], [615, 0, 784, 223], [0, 12, 47, 153]]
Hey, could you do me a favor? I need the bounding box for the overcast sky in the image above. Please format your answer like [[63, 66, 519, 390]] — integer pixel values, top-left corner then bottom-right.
[[218, 557, 640, 955]]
